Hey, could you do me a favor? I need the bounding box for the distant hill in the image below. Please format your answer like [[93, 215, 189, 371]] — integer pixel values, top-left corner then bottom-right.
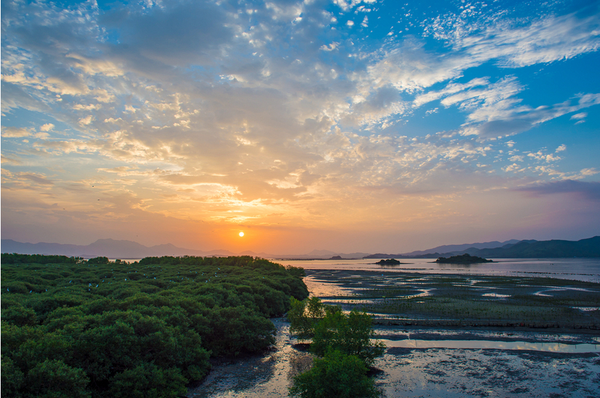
[[3, 236, 599, 260], [0, 238, 211, 259], [1, 238, 370, 260], [463, 236, 600, 258], [400, 239, 522, 257], [365, 236, 600, 259]]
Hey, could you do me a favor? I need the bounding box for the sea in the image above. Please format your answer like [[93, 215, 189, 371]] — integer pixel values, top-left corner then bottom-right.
[[275, 257, 600, 283]]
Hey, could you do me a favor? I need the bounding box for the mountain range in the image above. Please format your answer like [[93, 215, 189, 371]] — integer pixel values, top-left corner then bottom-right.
[[2, 236, 599, 259]]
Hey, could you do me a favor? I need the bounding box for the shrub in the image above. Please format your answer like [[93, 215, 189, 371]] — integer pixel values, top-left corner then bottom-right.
[[289, 349, 381, 398]]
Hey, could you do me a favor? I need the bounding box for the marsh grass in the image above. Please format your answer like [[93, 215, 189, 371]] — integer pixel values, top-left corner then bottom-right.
[[306, 270, 600, 329]]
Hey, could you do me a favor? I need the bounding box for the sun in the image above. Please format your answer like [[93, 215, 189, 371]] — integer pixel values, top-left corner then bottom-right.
[[239, 231, 244, 237]]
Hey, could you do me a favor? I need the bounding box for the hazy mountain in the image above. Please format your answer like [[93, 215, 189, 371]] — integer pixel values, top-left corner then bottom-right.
[[400, 239, 522, 257], [463, 236, 600, 258], [1, 238, 212, 259], [3, 236, 598, 259], [365, 237, 600, 259], [1, 239, 368, 260]]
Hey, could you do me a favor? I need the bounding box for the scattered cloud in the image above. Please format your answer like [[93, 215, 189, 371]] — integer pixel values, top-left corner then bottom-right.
[[1, 0, 599, 251]]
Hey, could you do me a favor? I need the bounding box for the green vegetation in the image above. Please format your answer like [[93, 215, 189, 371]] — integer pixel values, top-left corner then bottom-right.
[[306, 269, 600, 329], [289, 349, 381, 398], [1, 254, 309, 397], [288, 297, 384, 397]]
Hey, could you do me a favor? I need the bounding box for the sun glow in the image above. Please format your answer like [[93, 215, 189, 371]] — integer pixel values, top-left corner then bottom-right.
[[239, 231, 244, 237]]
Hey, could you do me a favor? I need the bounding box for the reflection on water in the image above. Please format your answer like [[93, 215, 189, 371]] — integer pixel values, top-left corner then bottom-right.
[[382, 339, 600, 353], [482, 293, 511, 298]]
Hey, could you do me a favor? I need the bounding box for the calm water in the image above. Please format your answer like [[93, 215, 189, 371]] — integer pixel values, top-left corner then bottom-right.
[[276, 258, 600, 283]]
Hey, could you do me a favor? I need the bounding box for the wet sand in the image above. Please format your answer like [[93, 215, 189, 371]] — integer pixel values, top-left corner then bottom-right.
[[188, 319, 600, 397]]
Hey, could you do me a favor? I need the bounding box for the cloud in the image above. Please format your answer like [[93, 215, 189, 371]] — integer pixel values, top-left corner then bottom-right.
[[427, 9, 600, 68], [515, 180, 600, 202], [78, 115, 94, 126], [459, 93, 600, 138], [104, 1, 233, 67], [2, 126, 33, 138], [19, 172, 55, 186], [1, 0, 599, 250]]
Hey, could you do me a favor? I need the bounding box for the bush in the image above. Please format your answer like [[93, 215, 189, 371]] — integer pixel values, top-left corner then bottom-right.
[[25, 359, 91, 398], [311, 309, 385, 367], [288, 297, 328, 340], [288, 297, 384, 366], [289, 349, 381, 398], [1, 355, 25, 398], [109, 363, 187, 398]]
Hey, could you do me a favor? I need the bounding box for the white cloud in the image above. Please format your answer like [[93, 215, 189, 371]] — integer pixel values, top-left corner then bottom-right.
[[78, 115, 93, 126], [40, 123, 55, 132], [2, 127, 33, 138], [570, 112, 587, 120], [320, 42, 339, 51]]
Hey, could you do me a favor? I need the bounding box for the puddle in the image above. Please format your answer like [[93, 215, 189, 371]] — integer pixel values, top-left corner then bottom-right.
[[534, 286, 595, 297], [482, 293, 511, 298], [303, 276, 349, 297], [381, 339, 600, 353], [573, 307, 600, 312]]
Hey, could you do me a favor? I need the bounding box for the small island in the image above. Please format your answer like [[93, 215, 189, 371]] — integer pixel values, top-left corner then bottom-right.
[[376, 258, 402, 265], [435, 253, 493, 264]]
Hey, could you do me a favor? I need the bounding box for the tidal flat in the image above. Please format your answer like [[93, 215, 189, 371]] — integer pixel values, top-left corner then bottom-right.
[[190, 269, 600, 397], [305, 269, 600, 330]]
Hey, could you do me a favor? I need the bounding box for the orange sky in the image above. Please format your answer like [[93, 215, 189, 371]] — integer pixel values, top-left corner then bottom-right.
[[2, 0, 599, 254]]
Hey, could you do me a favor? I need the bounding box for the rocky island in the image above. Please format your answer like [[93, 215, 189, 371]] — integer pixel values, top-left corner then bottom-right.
[[376, 258, 402, 265], [435, 253, 493, 264]]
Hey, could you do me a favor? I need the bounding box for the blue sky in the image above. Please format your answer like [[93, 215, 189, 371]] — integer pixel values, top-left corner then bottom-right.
[[2, 0, 600, 254]]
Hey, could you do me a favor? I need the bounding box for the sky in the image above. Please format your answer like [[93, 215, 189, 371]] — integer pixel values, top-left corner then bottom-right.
[[2, 0, 600, 255]]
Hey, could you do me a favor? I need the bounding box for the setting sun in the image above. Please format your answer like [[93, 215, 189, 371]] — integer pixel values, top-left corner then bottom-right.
[[239, 231, 244, 237]]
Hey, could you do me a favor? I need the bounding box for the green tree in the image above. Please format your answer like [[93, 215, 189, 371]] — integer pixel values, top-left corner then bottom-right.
[[311, 309, 385, 367], [288, 297, 384, 366], [24, 359, 91, 398], [1, 355, 25, 398], [108, 363, 187, 398], [289, 349, 381, 398], [288, 297, 329, 340]]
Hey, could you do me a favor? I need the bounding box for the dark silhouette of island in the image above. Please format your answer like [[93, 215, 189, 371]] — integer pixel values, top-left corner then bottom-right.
[[435, 254, 493, 264], [376, 258, 401, 265]]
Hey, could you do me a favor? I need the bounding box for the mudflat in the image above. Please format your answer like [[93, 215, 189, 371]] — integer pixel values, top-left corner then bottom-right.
[[190, 270, 600, 397], [304, 269, 600, 331]]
